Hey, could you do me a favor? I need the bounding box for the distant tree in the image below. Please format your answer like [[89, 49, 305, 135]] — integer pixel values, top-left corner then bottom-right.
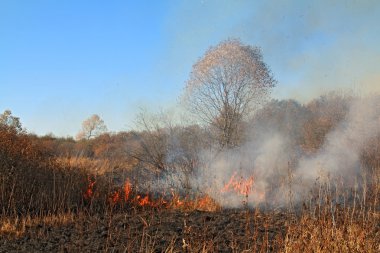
[[183, 39, 276, 148], [76, 114, 107, 140], [91, 132, 130, 161], [250, 99, 309, 146], [302, 91, 352, 152], [128, 109, 206, 176], [128, 109, 170, 172], [0, 109, 23, 132]]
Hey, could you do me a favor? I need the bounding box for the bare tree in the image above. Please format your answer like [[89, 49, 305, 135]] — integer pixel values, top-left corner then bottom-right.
[[129, 109, 169, 172], [128, 109, 206, 178], [183, 39, 276, 148], [76, 114, 107, 140]]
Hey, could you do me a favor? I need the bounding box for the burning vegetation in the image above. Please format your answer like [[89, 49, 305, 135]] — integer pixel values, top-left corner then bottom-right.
[[2, 91, 380, 252], [1, 40, 380, 251]]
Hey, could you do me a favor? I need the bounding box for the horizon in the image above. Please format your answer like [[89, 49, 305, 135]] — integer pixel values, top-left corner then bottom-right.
[[1, 0, 380, 137]]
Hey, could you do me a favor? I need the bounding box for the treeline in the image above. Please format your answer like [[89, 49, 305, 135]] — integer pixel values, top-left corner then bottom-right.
[[26, 91, 380, 171], [28, 132, 134, 161], [4, 91, 380, 174], [2, 91, 380, 216]]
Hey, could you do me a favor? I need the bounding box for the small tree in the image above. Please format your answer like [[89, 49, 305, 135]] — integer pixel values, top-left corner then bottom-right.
[[128, 109, 172, 172], [0, 110, 23, 132], [128, 109, 205, 180], [76, 114, 107, 140], [184, 39, 276, 148]]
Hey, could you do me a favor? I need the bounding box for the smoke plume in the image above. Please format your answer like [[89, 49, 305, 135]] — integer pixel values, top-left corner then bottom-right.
[[194, 95, 380, 208]]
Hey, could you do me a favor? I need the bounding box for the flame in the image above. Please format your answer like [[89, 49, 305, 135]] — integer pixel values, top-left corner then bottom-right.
[[195, 195, 219, 211], [83, 177, 96, 199], [136, 195, 151, 206], [174, 198, 184, 207], [170, 188, 184, 208], [123, 179, 132, 202], [110, 190, 121, 204], [82, 176, 221, 211], [221, 171, 266, 203], [221, 171, 254, 196]]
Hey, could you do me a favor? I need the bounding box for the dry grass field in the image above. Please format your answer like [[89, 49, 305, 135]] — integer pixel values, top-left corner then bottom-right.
[[1, 165, 379, 252], [1, 95, 380, 252]]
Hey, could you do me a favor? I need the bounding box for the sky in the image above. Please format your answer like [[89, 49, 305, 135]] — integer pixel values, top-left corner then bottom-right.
[[1, 0, 380, 137]]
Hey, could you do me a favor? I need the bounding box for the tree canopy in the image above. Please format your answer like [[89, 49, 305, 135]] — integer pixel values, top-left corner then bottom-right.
[[184, 39, 276, 148], [76, 114, 107, 140]]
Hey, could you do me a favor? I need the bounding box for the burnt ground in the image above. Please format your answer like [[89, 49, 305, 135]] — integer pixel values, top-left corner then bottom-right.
[[0, 209, 289, 252]]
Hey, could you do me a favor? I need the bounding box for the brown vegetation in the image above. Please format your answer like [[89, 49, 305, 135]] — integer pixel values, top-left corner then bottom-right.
[[1, 91, 380, 252]]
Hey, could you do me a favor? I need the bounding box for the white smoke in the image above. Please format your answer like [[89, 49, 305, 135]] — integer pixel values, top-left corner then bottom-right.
[[194, 95, 380, 207], [195, 132, 292, 207], [297, 96, 380, 179]]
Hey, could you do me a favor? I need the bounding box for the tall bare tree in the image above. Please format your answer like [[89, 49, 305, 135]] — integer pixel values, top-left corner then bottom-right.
[[76, 114, 107, 140], [184, 39, 276, 148]]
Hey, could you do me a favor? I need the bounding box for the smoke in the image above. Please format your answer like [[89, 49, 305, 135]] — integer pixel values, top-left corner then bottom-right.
[[130, 93, 380, 209], [297, 96, 380, 181], [193, 131, 292, 208], [193, 95, 380, 208]]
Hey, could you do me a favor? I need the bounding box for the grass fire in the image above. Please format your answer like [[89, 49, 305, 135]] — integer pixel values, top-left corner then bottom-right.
[[1, 1, 380, 252], [1, 92, 379, 252]]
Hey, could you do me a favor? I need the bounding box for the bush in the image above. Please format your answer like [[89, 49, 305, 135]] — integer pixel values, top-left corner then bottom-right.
[[0, 125, 90, 216]]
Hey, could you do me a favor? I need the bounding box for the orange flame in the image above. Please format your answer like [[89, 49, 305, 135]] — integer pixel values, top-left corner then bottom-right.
[[221, 171, 266, 203], [123, 179, 132, 202], [110, 190, 121, 204], [83, 176, 221, 211], [174, 198, 184, 207], [170, 188, 184, 208], [221, 171, 254, 196], [136, 195, 151, 206], [196, 195, 219, 211], [83, 177, 96, 199]]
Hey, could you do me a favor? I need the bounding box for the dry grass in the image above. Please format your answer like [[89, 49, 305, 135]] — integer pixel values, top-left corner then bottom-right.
[[1, 126, 380, 252], [283, 212, 379, 253], [1, 173, 379, 252], [56, 156, 134, 175]]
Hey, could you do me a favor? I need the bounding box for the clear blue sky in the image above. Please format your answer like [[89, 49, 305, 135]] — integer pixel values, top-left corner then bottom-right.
[[1, 0, 380, 136]]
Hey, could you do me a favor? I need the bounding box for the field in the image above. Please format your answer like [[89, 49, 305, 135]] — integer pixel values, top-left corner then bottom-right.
[[1, 200, 379, 252], [2, 1, 380, 252], [1, 164, 379, 252], [1, 94, 380, 252]]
